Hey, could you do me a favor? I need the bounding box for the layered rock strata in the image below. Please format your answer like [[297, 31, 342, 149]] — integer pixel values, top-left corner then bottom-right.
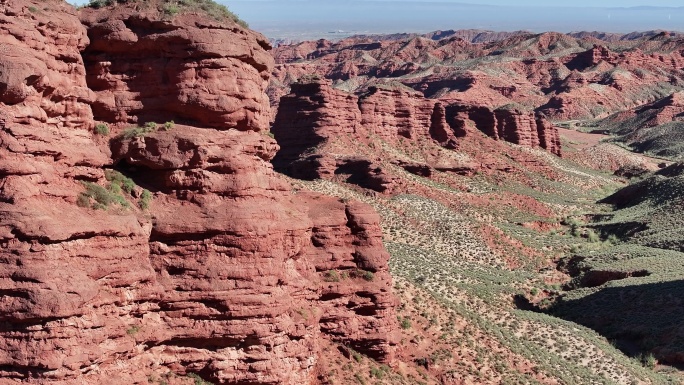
[[445, 103, 562, 156], [272, 80, 561, 187], [271, 32, 684, 121], [81, 6, 273, 131], [0, 2, 397, 384], [271, 81, 461, 191]]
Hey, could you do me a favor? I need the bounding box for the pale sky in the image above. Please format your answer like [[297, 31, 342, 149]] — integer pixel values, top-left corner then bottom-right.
[[66, 1, 684, 8], [342, 0, 682, 5], [65, 1, 684, 38]]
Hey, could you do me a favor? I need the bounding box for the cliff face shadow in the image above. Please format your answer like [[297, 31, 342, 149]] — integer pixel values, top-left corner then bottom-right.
[[550, 279, 684, 364]]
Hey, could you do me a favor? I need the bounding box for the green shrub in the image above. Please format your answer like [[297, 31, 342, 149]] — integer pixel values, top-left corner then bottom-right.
[[105, 169, 135, 193], [120, 121, 173, 138], [139, 189, 152, 210], [324, 270, 340, 282], [78, 171, 140, 210], [571, 225, 582, 237], [399, 316, 412, 329], [121, 125, 155, 139], [76, 193, 92, 208], [369, 366, 385, 379], [81, 182, 116, 208], [361, 270, 374, 281], [28, 6, 38, 13], [606, 234, 620, 245], [586, 229, 600, 243], [349, 269, 374, 281], [109, 182, 122, 195], [639, 352, 657, 369], [122, 179, 135, 193], [349, 348, 363, 363], [187, 373, 211, 385], [95, 123, 110, 136], [162, 4, 179, 15]]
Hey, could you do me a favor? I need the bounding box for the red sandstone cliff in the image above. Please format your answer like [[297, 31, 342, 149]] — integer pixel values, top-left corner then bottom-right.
[[271, 79, 561, 189], [271, 33, 684, 121], [0, 1, 397, 384], [444, 103, 562, 156], [271, 80, 466, 191]]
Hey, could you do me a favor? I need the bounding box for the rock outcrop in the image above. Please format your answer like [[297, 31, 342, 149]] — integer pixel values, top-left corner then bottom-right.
[[565, 45, 619, 71], [80, 5, 272, 131], [629, 91, 684, 127], [443, 103, 562, 156], [271, 31, 684, 121], [359, 86, 458, 147], [0, 1, 397, 384], [534, 115, 563, 156], [272, 80, 463, 191], [0, 1, 140, 383], [272, 79, 561, 190]]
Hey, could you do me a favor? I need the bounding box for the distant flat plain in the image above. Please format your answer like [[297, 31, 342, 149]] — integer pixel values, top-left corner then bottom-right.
[[227, 1, 684, 41]]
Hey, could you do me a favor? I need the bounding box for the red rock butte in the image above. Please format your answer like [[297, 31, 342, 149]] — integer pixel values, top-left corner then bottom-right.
[[271, 79, 560, 192]]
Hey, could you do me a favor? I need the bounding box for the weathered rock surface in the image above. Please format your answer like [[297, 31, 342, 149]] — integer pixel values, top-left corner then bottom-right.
[[360, 86, 458, 148], [80, 5, 273, 131], [439, 103, 561, 156], [271, 31, 684, 121], [0, 2, 147, 383], [605, 91, 684, 130], [111, 126, 399, 383], [271, 79, 561, 190], [272, 80, 465, 191], [0, 1, 398, 384]]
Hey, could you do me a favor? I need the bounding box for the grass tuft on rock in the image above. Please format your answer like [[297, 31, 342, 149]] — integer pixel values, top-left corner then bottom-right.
[[86, 0, 248, 26]]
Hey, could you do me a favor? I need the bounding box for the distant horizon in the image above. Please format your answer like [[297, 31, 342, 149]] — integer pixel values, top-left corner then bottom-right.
[[66, 0, 684, 8], [225, 1, 684, 41], [66, 1, 684, 41]]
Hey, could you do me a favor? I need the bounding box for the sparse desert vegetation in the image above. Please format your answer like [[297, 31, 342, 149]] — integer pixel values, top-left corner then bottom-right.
[[85, 0, 248, 26], [286, 120, 684, 384], [7, 0, 684, 382]]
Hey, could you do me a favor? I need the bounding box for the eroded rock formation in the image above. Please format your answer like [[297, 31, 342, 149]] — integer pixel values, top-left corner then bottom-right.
[[271, 79, 561, 185], [271, 80, 464, 190], [0, 1, 397, 384], [444, 103, 562, 156], [612, 91, 684, 128], [271, 31, 684, 121], [360, 86, 458, 147], [80, 6, 273, 131]]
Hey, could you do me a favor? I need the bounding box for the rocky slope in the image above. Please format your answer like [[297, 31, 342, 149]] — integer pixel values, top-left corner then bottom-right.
[[264, 26, 684, 385], [270, 31, 684, 122], [548, 162, 684, 367], [3, 1, 684, 384], [265, 76, 681, 384], [594, 92, 684, 159], [0, 1, 397, 384]]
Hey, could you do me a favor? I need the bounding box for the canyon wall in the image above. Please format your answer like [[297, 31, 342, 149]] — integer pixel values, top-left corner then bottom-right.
[[0, 1, 397, 384], [272, 79, 561, 188], [272, 34, 684, 122], [445, 104, 562, 156]]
